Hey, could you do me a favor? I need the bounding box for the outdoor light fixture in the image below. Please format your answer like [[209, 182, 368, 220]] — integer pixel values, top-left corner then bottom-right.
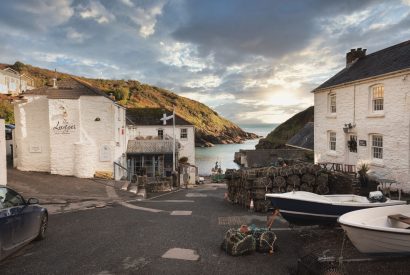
[[343, 123, 355, 133]]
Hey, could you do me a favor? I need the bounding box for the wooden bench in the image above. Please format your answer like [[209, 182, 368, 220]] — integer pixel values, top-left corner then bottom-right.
[[388, 214, 410, 225]]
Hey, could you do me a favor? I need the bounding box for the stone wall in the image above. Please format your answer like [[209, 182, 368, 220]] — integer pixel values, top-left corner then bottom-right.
[[225, 163, 356, 212]]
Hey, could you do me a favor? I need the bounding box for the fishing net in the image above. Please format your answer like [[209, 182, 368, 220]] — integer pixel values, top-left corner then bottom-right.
[[220, 228, 256, 256], [221, 225, 277, 256]]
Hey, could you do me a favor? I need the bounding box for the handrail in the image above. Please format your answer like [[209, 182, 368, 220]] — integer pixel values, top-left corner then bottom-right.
[[114, 161, 128, 180]]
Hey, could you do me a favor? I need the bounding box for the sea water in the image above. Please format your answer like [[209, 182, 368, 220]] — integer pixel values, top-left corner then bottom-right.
[[195, 124, 277, 175]]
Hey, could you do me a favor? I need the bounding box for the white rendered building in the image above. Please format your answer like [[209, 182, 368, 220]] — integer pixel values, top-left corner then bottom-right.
[[13, 78, 127, 180], [313, 40, 410, 192], [126, 108, 195, 177], [0, 68, 34, 95]]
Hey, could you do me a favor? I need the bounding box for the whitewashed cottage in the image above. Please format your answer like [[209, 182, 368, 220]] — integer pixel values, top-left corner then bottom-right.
[[313, 40, 410, 191], [126, 108, 195, 178], [13, 78, 127, 180], [0, 68, 34, 95]]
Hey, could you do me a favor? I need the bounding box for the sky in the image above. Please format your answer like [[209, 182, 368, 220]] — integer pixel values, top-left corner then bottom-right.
[[1, 0, 410, 125]]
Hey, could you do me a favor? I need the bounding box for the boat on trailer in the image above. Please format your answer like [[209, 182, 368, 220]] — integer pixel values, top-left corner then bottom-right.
[[265, 191, 406, 225], [338, 204, 410, 255]]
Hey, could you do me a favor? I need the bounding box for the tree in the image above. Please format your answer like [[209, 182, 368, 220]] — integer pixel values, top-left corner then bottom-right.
[[11, 61, 25, 72]]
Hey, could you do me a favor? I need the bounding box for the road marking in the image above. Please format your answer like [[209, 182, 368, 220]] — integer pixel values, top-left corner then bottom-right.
[[140, 200, 194, 203], [162, 248, 199, 261], [170, 210, 192, 216], [119, 202, 163, 213], [126, 188, 183, 203], [122, 257, 150, 270], [186, 193, 207, 197]]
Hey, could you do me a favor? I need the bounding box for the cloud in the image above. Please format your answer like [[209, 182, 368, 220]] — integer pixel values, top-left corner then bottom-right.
[[66, 27, 89, 43], [0, 0, 410, 125], [0, 0, 74, 31], [128, 1, 167, 38], [77, 0, 115, 24]]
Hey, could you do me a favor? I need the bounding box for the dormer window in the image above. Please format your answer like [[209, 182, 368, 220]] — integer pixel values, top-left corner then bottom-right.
[[329, 93, 336, 113], [371, 85, 384, 112]]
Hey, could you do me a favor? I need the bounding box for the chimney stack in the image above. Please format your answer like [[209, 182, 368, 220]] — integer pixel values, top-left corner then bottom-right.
[[346, 48, 367, 67]]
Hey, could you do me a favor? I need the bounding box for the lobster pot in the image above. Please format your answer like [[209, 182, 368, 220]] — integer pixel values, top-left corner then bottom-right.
[[73, 142, 97, 178]]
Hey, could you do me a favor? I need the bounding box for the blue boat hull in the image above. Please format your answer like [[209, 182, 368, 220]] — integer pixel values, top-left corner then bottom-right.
[[268, 197, 377, 225]]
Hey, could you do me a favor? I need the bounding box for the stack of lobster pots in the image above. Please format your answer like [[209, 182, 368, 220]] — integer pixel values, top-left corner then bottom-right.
[[225, 163, 333, 212]]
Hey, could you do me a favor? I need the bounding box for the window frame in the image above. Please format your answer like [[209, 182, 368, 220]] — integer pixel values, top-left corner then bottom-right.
[[329, 92, 336, 114], [158, 129, 164, 140], [329, 131, 336, 151], [180, 128, 188, 139], [371, 134, 383, 160], [370, 85, 384, 113]]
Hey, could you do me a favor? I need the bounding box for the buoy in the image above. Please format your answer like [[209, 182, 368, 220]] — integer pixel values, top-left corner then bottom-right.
[[250, 199, 254, 211]]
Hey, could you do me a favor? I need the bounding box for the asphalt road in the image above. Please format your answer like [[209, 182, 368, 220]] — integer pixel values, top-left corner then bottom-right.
[[0, 184, 303, 275]]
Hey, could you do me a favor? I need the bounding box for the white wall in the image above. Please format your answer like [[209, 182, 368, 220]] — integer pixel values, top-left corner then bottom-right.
[[127, 125, 195, 165], [14, 95, 126, 179], [14, 96, 51, 172], [79, 96, 126, 179], [314, 73, 410, 191], [0, 119, 6, 185]]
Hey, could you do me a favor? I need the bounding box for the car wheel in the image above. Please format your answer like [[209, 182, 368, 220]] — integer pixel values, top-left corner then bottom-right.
[[36, 213, 48, 241]]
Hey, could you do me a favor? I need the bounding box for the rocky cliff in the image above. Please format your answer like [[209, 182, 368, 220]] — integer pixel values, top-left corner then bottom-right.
[[256, 106, 314, 149], [0, 62, 258, 146]]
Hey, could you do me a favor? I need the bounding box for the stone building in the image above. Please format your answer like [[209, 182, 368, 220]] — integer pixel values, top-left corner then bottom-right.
[[13, 78, 127, 179], [313, 40, 410, 191]]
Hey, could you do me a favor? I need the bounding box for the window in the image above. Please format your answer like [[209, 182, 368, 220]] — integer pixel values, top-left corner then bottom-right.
[[0, 187, 25, 209], [371, 85, 384, 112], [329, 132, 336, 151], [329, 93, 336, 113], [371, 135, 383, 159], [158, 129, 164, 140], [180, 128, 188, 139]]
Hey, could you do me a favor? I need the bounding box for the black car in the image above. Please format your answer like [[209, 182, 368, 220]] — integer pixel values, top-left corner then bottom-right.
[[0, 187, 48, 261]]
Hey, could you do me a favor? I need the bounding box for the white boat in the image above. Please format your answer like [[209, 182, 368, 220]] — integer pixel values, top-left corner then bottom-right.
[[265, 191, 406, 225], [338, 204, 410, 255]]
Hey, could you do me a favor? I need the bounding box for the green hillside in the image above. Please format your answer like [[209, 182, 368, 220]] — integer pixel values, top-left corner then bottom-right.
[[0, 62, 258, 146], [256, 106, 314, 149]]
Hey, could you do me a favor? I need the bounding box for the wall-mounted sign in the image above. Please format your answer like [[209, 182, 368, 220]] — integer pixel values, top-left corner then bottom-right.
[[100, 145, 111, 162], [52, 121, 76, 135], [359, 140, 367, 146], [29, 145, 42, 153]]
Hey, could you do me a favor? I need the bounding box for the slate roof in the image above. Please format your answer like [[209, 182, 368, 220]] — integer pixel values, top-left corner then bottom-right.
[[24, 78, 115, 101], [127, 139, 178, 154], [314, 40, 410, 91], [286, 122, 314, 151], [126, 108, 193, 126]]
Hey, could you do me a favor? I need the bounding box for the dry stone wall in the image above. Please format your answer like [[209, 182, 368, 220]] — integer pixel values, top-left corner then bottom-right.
[[225, 163, 355, 212]]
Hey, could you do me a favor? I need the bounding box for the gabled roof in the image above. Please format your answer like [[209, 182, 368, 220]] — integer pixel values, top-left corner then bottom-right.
[[126, 108, 193, 126], [314, 40, 410, 91], [24, 77, 116, 102], [285, 122, 314, 151]]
